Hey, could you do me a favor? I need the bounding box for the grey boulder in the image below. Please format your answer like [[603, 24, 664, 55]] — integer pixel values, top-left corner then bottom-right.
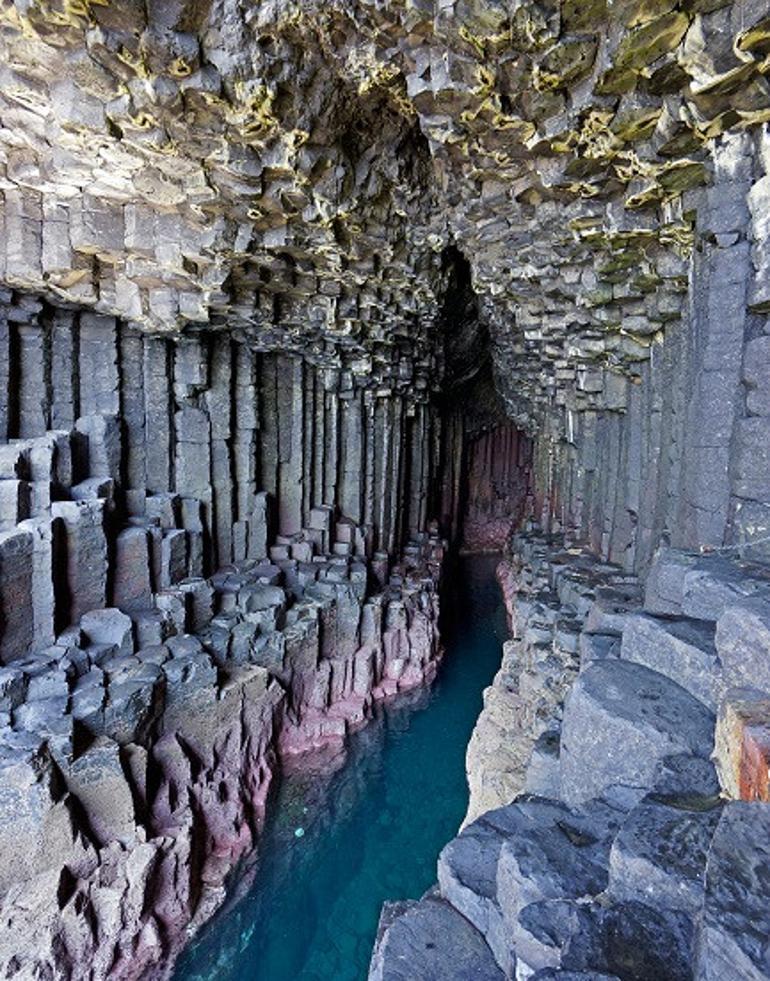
[[715, 596, 770, 694], [560, 660, 715, 807], [696, 802, 770, 981], [368, 896, 505, 981], [608, 793, 722, 914], [620, 613, 721, 711]]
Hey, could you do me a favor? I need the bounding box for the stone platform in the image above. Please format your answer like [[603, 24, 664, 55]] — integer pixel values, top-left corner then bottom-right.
[[370, 530, 770, 981]]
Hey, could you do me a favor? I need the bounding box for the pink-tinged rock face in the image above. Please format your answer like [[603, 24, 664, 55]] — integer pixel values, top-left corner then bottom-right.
[[739, 723, 770, 802], [460, 425, 532, 553]]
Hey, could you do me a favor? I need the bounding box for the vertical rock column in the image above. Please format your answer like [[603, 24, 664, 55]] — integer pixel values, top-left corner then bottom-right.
[[276, 354, 305, 537], [460, 423, 532, 552], [0, 295, 445, 652], [683, 132, 752, 549], [0, 529, 35, 661], [144, 336, 173, 495]]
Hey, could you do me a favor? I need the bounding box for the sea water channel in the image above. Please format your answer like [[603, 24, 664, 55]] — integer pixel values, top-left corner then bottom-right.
[[174, 554, 507, 981]]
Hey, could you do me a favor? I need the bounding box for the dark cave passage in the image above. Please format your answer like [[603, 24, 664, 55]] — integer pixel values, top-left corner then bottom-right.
[[168, 250, 534, 981], [433, 246, 533, 552], [459, 422, 532, 553]]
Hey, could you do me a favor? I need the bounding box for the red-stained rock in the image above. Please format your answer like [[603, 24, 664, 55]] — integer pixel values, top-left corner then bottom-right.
[[461, 425, 532, 554], [715, 688, 770, 802]]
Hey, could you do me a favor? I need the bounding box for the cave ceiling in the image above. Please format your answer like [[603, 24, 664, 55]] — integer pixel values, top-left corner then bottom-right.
[[1, 0, 768, 426]]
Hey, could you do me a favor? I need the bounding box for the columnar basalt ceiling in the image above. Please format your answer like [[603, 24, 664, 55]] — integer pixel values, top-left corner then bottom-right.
[[2, 0, 769, 425]]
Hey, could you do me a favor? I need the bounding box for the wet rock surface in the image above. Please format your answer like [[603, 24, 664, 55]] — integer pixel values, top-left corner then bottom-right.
[[0, 528, 444, 979], [0, 335, 447, 978]]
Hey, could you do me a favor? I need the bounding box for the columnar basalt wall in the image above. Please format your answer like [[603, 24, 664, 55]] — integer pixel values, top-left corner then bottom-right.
[[526, 133, 770, 571], [3, 0, 770, 574], [371, 534, 770, 981], [4, 0, 770, 978], [0, 288, 449, 664], [460, 423, 533, 552], [0, 286, 450, 977]]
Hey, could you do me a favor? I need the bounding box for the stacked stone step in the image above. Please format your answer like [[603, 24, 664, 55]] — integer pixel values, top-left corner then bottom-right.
[[465, 530, 641, 825], [0, 415, 215, 663], [643, 547, 770, 808], [0, 519, 444, 979], [0, 293, 450, 668], [0, 297, 442, 666], [0, 430, 84, 658], [373, 532, 770, 981]]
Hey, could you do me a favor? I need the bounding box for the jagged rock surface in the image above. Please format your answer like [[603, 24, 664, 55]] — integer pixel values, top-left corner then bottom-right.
[[371, 531, 770, 981], [465, 534, 641, 823], [2, 0, 770, 565], [4, 0, 770, 977], [0, 313, 450, 976], [0, 523, 444, 979]]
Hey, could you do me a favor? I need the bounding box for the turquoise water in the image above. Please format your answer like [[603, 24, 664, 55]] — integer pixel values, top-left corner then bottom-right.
[[173, 555, 507, 981]]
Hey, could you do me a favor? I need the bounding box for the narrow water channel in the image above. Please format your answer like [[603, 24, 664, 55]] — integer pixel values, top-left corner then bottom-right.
[[174, 554, 507, 981]]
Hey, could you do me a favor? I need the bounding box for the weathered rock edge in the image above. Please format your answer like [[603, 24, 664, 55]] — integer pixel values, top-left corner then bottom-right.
[[0, 530, 445, 980], [370, 530, 770, 981]]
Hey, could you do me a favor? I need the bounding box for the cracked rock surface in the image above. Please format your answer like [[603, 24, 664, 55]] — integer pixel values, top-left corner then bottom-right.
[[372, 531, 770, 981]]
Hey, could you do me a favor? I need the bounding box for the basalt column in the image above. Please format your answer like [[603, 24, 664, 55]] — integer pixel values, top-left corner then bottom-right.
[[460, 423, 533, 553], [0, 291, 447, 664], [0, 285, 451, 978]]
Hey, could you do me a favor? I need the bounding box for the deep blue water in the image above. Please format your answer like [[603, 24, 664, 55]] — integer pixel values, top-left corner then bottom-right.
[[173, 555, 507, 981]]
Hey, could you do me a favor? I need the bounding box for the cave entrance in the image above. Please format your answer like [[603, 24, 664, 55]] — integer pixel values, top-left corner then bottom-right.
[[434, 246, 533, 552]]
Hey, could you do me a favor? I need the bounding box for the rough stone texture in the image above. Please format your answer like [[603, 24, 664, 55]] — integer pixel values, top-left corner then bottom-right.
[[697, 803, 770, 981], [560, 659, 715, 808], [619, 613, 721, 710], [460, 425, 533, 553], [715, 597, 770, 692], [608, 794, 723, 916], [376, 535, 770, 981], [465, 535, 640, 824], [0, 330, 449, 977], [0, 525, 444, 979], [4, 0, 770, 977], [369, 896, 505, 981], [714, 687, 770, 802], [1, 0, 770, 573]]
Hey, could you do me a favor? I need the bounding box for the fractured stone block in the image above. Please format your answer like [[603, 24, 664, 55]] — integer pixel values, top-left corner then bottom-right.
[[80, 608, 134, 658], [160, 528, 187, 588], [112, 526, 152, 610], [51, 499, 108, 623], [0, 529, 34, 664], [0, 479, 30, 527], [75, 413, 122, 480], [714, 688, 770, 802], [560, 660, 715, 807], [620, 613, 721, 710]]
